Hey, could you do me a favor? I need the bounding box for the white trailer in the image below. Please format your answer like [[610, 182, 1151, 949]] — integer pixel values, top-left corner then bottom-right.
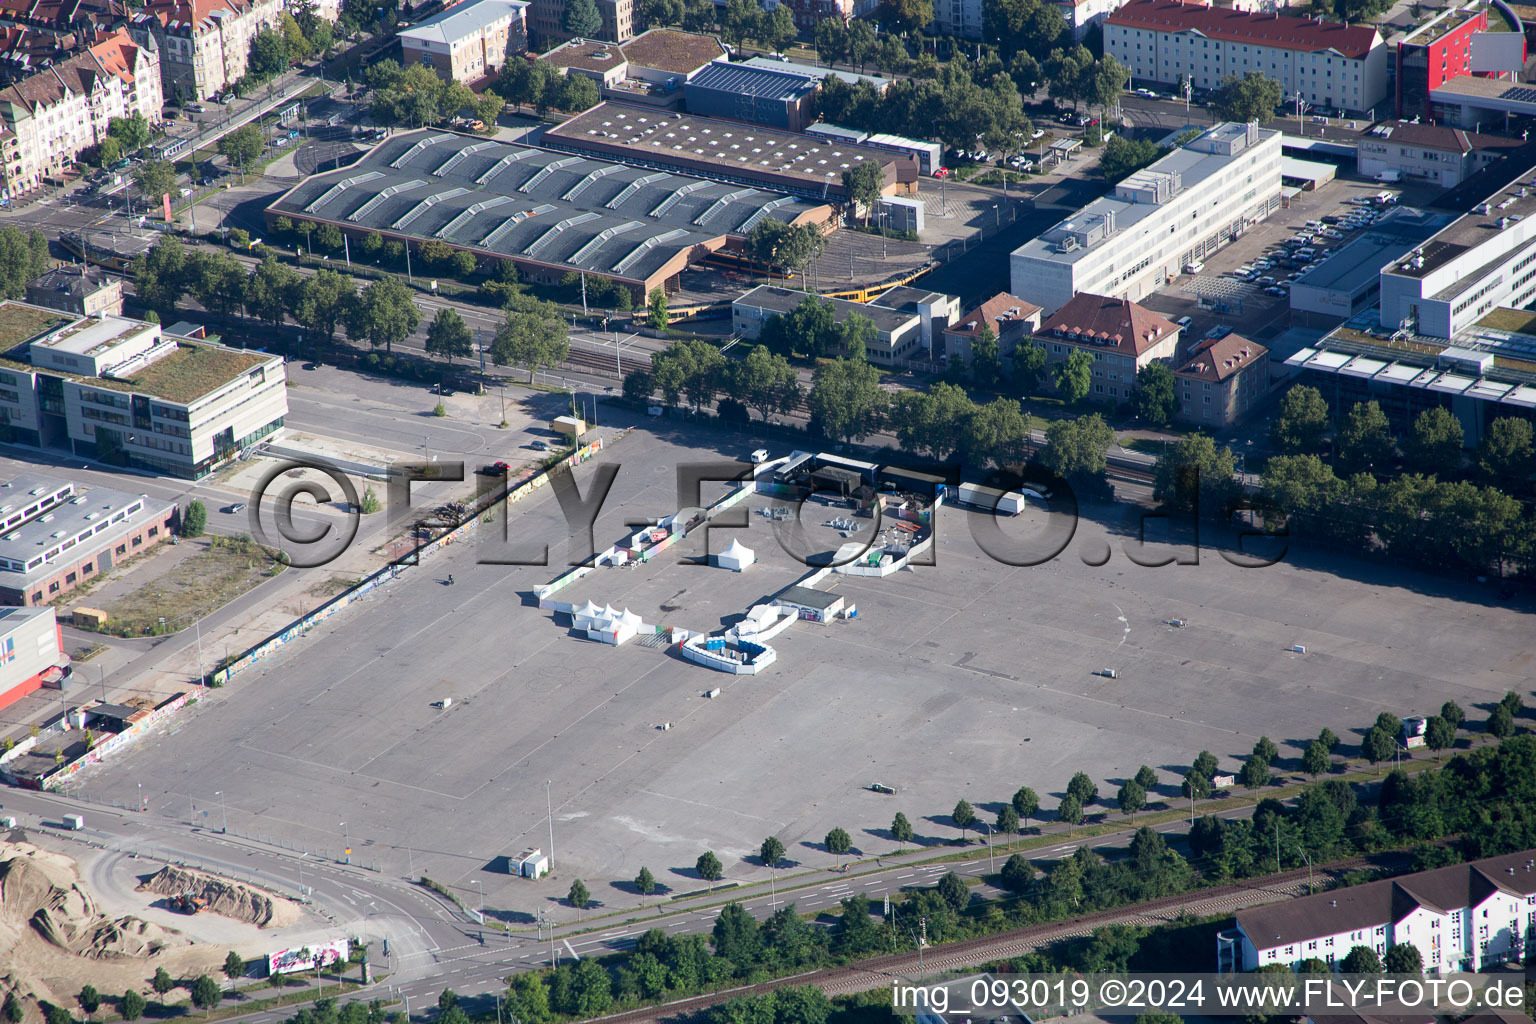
[[956, 482, 1026, 515]]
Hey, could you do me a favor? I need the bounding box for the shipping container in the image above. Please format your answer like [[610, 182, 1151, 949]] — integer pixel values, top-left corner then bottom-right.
[[957, 482, 1026, 515]]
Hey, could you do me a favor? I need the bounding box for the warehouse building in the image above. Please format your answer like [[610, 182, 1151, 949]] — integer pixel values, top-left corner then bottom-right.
[[1288, 206, 1453, 326], [541, 103, 918, 200], [0, 472, 178, 606], [0, 606, 65, 716], [0, 302, 287, 479], [1011, 122, 1282, 315], [267, 130, 833, 300], [684, 59, 819, 132]]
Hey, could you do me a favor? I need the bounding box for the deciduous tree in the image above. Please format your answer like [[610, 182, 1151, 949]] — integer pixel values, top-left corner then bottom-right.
[[425, 307, 474, 363]]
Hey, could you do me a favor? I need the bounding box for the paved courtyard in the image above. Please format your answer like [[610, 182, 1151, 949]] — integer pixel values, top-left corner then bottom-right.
[[67, 425, 1536, 917]]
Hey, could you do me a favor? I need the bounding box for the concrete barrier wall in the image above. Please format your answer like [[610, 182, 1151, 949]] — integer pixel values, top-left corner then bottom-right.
[[41, 691, 192, 789]]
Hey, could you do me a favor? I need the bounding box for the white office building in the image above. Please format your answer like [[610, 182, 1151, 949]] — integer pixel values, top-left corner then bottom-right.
[[1380, 178, 1536, 339], [1105, 0, 1389, 116], [1010, 122, 1283, 315], [1218, 848, 1536, 974]]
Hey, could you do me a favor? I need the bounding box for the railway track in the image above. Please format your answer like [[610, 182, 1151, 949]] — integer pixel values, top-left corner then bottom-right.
[[584, 859, 1372, 1024]]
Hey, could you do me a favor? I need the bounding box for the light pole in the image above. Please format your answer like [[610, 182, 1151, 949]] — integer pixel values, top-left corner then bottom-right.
[[546, 780, 555, 869], [340, 821, 349, 864], [216, 791, 226, 833]]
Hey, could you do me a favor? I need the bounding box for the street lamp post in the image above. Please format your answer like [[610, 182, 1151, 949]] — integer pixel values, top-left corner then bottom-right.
[[216, 791, 226, 833]]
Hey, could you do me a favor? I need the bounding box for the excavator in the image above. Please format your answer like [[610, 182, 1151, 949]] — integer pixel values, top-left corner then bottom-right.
[[170, 892, 208, 915]]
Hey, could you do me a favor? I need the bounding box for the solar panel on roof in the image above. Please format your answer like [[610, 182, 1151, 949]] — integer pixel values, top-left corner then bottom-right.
[[1501, 87, 1536, 103]]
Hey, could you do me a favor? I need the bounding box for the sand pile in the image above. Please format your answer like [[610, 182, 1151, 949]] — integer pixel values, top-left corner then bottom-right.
[[138, 866, 299, 929]]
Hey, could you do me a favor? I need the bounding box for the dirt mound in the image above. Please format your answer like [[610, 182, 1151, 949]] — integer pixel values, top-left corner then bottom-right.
[[0, 845, 173, 960], [138, 866, 299, 928]]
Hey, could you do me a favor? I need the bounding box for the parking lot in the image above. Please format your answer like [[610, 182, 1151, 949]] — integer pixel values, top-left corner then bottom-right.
[[1138, 177, 1419, 347]]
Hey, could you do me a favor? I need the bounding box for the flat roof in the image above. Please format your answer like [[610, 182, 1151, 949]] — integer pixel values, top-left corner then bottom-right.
[[618, 28, 725, 74], [777, 584, 842, 609], [1281, 155, 1337, 181], [737, 55, 886, 88], [33, 313, 152, 357], [0, 479, 170, 581], [0, 303, 271, 405], [540, 39, 626, 73], [1016, 124, 1280, 268], [542, 103, 908, 194], [399, 0, 526, 44], [736, 285, 916, 334], [1386, 178, 1536, 280], [267, 130, 828, 285], [1292, 207, 1452, 295]]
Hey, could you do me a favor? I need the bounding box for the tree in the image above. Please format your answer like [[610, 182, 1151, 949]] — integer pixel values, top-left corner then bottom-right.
[[635, 866, 656, 895], [1477, 417, 1534, 483], [1487, 703, 1515, 738], [1057, 793, 1084, 825], [1132, 362, 1178, 426], [108, 112, 151, 152], [293, 268, 354, 343], [711, 903, 760, 965], [824, 827, 852, 867], [755, 835, 785, 869], [1189, 750, 1216, 779], [1501, 690, 1523, 716], [1117, 779, 1146, 813], [46, 1007, 70, 1024], [187, 250, 247, 320], [1423, 714, 1454, 751], [1134, 765, 1157, 789], [347, 276, 420, 353], [1066, 771, 1097, 805], [1383, 943, 1422, 974], [425, 307, 474, 363], [881, 0, 932, 31], [1336, 400, 1395, 476], [951, 799, 975, 841], [1011, 786, 1039, 824], [1240, 756, 1270, 789], [3, 995, 22, 1024], [119, 991, 145, 1022], [0, 226, 46, 301], [439, 990, 459, 1013], [646, 287, 668, 329], [1320, 727, 1340, 752], [936, 871, 969, 912], [720, 0, 756, 47], [248, 27, 290, 79], [891, 812, 914, 848], [1154, 433, 1238, 515], [1099, 134, 1164, 184], [1362, 725, 1397, 764], [731, 346, 800, 423], [568, 879, 590, 915], [245, 256, 299, 329], [841, 161, 885, 225], [78, 987, 100, 1019], [808, 358, 886, 443], [1180, 772, 1211, 801], [1253, 736, 1279, 763], [502, 58, 554, 111], [814, 19, 847, 64], [1053, 349, 1092, 403], [1407, 406, 1463, 477], [189, 975, 222, 1015], [996, 804, 1020, 835], [218, 124, 264, 178], [1340, 945, 1383, 974], [1439, 702, 1464, 731], [696, 850, 723, 889], [999, 852, 1032, 892], [1042, 413, 1115, 478], [1302, 739, 1330, 777], [151, 968, 174, 997], [133, 159, 177, 202], [1210, 71, 1283, 122], [182, 500, 207, 538], [222, 950, 244, 981], [757, 4, 797, 52], [491, 310, 570, 384]]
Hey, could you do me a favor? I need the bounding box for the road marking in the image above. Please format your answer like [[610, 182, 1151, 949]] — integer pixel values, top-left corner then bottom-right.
[[896, 873, 915, 879]]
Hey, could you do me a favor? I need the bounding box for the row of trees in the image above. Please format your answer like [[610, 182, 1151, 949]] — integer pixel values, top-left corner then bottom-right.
[[498, 59, 601, 117], [7, 963, 245, 1024], [365, 60, 505, 129], [815, 59, 1033, 155]]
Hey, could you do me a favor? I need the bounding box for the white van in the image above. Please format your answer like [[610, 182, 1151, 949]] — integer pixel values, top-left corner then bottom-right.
[[750, 449, 769, 464]]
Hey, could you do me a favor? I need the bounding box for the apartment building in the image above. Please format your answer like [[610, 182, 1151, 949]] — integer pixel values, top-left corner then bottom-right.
[[527, 0, 632, 47], [0, 302, 287, 479], [942, 292, 1042, 369], [1356, 119, 1525, 189], [0, 29, 161, 196], [1105, 0, 1389, 115], [130, 0, 282, 103], [1218, 848, 1536, 974], [25, 266, 123, 317], [1393, 4, 1486, 119], [1011, 122, 1282, 315], [400, 0, 529, 84], [1174, 333, 1270, 425], [1056, 0, 1126, 40], [778, 0, 853, 30], [1379, 178, 1536, 338], [931, 0, 980, 40], [1032, 292, 1180, 404]]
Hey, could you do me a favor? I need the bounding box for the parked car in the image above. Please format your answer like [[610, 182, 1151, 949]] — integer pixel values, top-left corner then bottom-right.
[[1030, 128, 1045, 140], [1265, 286, 1287, 297], [531, 440, 551, 451], [1184, 260, 1204, 274], [1176, 315, 1194, 328], [222, 502, 247, 514], [932, 166, 948, 178], [1135, 88, 1157, 98], [479, 461, 511, 474]]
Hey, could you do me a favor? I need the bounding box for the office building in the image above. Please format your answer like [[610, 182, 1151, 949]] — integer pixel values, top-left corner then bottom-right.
[[1218, 848, 1536, 974], [24, 266, 123, 317], [542, 103, 918, 200], [1011, 122, 1282, 315], [0, 474, 176, 606], [732, 285, 956, 367], [1033, 292, 1180, 403], [399, 0, 529, 84], [1392, 3, 1486, 119], [1288, 206, 1453, 325], [1174, 333, 1270, 425], [0, 29, 161, 197], [942, 292, 1042, 369], [267, 129, 833, 300], [1105, 0, 1388, 115], [1356, 119, 1525, 189], [0, 301, 287, 478], [130, 0, 282, 103], [1285, 307, 1536, 444], [1380, 177, 1536, 338]]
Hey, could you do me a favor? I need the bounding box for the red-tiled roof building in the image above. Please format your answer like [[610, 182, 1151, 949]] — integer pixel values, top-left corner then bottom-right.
[[1033, 292, 1181, 403], [129, 0, 281, 102], [1105, 0, 1388, 115], [1174, 333, 1270, 425]]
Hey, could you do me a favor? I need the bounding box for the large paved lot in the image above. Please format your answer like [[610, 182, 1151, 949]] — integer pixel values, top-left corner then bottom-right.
[[71, 426, 1536, 915]]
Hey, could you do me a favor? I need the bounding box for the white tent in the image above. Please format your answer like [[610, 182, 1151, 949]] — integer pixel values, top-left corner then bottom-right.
[[714, 538, 755, 572], [572, 600, 605, 629]]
